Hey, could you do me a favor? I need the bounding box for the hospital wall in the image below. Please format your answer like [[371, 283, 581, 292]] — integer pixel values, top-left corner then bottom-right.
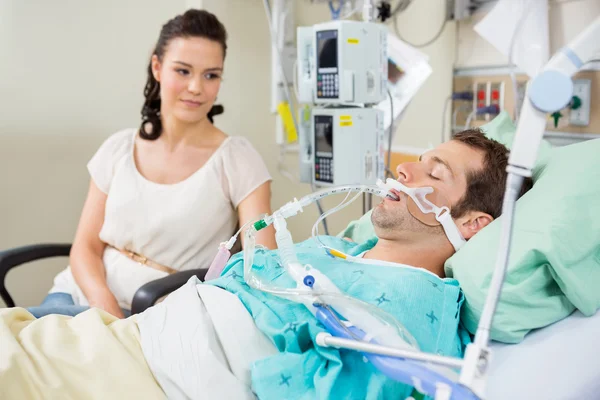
[[451, 0, 600, 144], [385, 1, 457, 155], [456, 0, 600, 68]]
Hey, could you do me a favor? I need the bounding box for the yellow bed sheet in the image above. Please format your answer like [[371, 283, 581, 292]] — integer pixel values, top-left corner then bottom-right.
[[0, 307, 166, 400]]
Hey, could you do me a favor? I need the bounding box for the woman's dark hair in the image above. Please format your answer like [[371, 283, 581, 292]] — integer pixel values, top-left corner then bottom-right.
[[140, 9, 227, 140]]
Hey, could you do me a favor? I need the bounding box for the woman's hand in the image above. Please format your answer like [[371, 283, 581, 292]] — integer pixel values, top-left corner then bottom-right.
[[89, 288, 125, 319]]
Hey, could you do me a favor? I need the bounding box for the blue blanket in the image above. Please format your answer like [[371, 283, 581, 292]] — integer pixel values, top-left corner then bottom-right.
[[207, 236, 470, 399]]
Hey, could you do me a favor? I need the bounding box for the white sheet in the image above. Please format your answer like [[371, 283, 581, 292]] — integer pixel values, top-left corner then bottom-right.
[[487, 309, 600, 400], [138, 277, 600, 400], [136, 277, 277, 400]]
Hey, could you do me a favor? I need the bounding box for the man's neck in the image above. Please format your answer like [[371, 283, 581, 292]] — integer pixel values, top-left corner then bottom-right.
[[362, 237, 454, 277]]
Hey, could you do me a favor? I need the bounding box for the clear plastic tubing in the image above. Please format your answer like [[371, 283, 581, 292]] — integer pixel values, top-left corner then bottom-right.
[[298, 184, 395, 208]]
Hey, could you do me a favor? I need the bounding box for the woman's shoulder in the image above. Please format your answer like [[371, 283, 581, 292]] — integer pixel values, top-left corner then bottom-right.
[[219, 135, 262, 158], [94, 128, 135, 156], [87, 128, 136, 193], [219, 135, 269, 170], [90, 128, 135, 165], [103, 128, 136, 148], [216, 134, 272, 205], [221, 134, 253, 147]]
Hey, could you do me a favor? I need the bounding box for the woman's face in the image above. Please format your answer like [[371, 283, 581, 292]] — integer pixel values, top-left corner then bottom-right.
[[151, 36, 224, 124]]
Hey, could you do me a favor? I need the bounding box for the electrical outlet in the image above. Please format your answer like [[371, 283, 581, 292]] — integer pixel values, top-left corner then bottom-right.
[[490, 81, 504, 114], [473, 82, 488, 122], [570, 79, 592, 126]]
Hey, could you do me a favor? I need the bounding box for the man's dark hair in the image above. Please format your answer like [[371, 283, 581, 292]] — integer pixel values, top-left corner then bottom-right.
[[451, 129, 533, 219]]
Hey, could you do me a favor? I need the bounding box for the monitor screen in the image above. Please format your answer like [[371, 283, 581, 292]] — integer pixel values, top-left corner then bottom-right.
[[316, 30, 338, 70], [314, 115, 333, 155]]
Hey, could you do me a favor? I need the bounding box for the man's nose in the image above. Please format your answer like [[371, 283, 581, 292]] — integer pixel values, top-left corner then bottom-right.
[[396, 162, 423, 184]]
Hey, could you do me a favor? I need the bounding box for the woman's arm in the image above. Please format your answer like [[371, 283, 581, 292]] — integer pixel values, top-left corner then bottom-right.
[[69, 180, 124, 318], [237, 181, 277, 249]]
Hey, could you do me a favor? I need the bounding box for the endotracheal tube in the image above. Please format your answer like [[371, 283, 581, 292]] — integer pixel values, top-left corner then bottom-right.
[[209, 183, 418, 351]]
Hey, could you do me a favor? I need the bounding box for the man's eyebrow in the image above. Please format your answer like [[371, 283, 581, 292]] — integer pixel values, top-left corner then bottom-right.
[[420, 154, 455, 178], [432, 156, 455, 177]]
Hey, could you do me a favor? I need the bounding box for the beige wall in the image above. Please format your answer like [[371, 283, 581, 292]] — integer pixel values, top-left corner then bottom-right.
[[456, 0, 600, 68], [1, 0, 457, 307], [388, 0, 456, 152]]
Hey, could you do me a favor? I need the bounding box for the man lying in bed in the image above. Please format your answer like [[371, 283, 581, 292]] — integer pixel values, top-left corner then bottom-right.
[[0, 130, 532, 400]]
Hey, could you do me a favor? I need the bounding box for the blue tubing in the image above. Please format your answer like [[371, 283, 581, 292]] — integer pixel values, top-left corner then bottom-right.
[[315, 306, 480, 400]]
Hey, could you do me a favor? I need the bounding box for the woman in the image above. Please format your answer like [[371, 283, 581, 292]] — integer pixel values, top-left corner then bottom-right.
[[28, 9, 276, 319]]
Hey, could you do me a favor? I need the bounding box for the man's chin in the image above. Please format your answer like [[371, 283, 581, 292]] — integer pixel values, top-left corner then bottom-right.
[[371, 209, 402, 231]]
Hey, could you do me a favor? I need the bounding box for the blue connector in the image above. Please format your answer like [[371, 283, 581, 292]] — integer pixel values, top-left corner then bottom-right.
[[452, 91, 474, 101], [303, 275, 315, 288], [476, 105, 500, 114]]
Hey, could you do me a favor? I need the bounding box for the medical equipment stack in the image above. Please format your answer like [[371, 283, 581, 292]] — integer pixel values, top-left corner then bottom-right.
[[296, 3, 388, 187]]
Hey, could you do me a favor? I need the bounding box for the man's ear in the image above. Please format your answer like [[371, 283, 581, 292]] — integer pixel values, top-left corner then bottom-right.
[[456, 211, 493, 240], [151, 54, 161, 82]]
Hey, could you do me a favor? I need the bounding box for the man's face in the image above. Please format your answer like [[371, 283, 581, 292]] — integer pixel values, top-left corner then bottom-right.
[[371, 140, 484, 239]]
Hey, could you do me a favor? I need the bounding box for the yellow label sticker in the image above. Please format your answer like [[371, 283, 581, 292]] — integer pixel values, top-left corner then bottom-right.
[[340, 115, 352, 121], [347, 38, 359, 44], [340, 121, 353, 127]]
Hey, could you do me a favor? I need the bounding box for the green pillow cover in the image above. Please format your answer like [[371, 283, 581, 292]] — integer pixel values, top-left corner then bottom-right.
[[446, 133, 600, 343]]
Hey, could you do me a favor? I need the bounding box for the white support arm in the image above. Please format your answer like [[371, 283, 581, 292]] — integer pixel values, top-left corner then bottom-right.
[[509, 16, 600, 173]]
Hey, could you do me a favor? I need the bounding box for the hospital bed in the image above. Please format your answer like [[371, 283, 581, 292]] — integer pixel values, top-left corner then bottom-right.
[[0, 243, 206, 314], [2, 242, 599, 400], [487, 309, 600, 400]]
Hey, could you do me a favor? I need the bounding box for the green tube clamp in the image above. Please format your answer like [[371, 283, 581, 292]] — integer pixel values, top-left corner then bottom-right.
[[254, 220, 268, 231]]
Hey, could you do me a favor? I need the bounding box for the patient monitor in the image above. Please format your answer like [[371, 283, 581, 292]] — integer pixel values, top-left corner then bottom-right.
[[297, 19, 388, 188], [298, 107, 384, 186], [297, 20, 388, 105]]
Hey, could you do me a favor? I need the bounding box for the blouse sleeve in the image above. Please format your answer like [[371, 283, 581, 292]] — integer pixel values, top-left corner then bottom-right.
[[87, 129, 133, 194], [221, 136, 272, 208]]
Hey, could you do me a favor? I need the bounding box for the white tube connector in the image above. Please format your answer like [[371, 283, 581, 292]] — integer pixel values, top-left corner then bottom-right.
[[316, 332, 332, 347], [276, 199, 305, 219], [224, 235, 237, 250], [362, 0, 375, 22]]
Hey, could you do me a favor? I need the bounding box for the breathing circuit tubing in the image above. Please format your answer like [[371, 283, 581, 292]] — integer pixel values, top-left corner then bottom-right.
[[242, 184, 388, 282], [229, 183, 420, 351]]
